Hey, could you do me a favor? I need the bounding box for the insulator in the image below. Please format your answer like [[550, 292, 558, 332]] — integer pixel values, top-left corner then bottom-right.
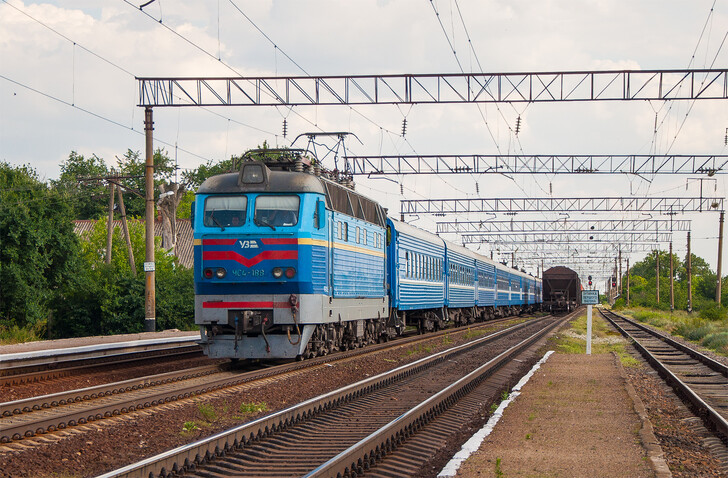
[[400, 183, 404, 195], [475, 182, 479, 194], [515, 115, 522, 135], [282, 119, 288, 138], [401, 118, 407, 137]]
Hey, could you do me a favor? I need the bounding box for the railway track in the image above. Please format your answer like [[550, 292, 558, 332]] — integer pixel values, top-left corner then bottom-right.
[[0, 316, 533, 444], [98, 313, 566, 478], [0, 336, 202, 387], [599, 309, 728, 442]]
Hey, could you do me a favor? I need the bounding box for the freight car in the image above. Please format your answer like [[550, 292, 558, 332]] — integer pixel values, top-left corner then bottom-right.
[[542, 266, 581, 312], [192, 151, 542, 360]]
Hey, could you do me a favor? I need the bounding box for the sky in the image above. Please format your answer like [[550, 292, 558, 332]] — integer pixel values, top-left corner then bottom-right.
[[2, 0, 728, 283]]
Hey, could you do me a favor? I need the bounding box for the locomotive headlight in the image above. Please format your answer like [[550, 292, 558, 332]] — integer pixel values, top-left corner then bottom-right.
[[272, 267, 283, 278], [203, 268, 214, 279], [215, 268, 227, 279], [285, 267, 296, 279]]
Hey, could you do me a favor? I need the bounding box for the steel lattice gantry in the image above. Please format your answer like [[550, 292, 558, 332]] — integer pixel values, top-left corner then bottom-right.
[[137, 69, 728, 106], [480, 242, 656, 254], [516, 256, 629, 265], [461, 231, 673, 244], [346, 154, 728, 175], [401, 197, 724, 216], [435, 219, 691, 234]]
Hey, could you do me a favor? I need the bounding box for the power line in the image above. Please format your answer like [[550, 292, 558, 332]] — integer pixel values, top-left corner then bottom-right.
[[2, 0, 273, 159], [0, 74, 212, 162]]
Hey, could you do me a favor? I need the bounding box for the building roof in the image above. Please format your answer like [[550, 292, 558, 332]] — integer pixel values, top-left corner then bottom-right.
[[73, 218, 194, 268]]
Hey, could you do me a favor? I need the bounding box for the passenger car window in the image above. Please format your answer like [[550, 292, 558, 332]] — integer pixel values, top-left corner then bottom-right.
[[255, 195, 299, 227], [204, 196, 247, 228]]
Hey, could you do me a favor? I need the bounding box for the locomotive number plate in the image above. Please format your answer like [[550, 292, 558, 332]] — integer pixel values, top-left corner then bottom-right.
[[231, 269, 265, 277]]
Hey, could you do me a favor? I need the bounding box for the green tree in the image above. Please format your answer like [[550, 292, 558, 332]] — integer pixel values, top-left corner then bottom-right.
[[624, 250, 722, 311], [51, 151, 109, 219], [115, 148, 176, 217], [52, 217, 194, 337], [0, 162, 80, 329]]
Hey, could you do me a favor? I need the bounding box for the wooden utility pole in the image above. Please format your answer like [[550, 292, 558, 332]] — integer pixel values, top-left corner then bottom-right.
[[618, 249, 622, 296], [626, 258, 630, 306], [669, 241, 674, 312], [106, 181, 115, 264], [144, 107, 156, 333], [717, 210, 724, 306], [687, 231, 692, 313], [656, 251, 660, 304], [117, 187, 136, 275]]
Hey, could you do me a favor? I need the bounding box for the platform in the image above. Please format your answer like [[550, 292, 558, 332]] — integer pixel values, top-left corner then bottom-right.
[[0, 329, 199, 356], [442, 352, 670, 478]]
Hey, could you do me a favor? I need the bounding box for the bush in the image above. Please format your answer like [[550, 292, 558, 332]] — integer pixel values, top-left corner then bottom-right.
[[674, 318, 713, 342], [701, 332, 728, 352], [699, 305, 728, 321]]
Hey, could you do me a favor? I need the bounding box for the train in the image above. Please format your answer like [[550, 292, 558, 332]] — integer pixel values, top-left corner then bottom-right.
[[542, 266, 582, 312], [191, 151, 542, 361]]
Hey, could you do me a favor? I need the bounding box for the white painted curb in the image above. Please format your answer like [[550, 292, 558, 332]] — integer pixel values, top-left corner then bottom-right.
[[436, 350, 555, 478]]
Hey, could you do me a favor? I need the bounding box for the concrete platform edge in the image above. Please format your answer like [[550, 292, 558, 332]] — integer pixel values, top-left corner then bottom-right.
[[612, 351, 672, 478], [436, 350, 556, 478]]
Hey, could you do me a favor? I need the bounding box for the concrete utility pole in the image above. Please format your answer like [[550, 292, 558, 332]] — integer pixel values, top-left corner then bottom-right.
[[717, 211, 724, 306], [687, 231, 692, 313], [670, 242, 674, 312], [144, 107, 156, 333]]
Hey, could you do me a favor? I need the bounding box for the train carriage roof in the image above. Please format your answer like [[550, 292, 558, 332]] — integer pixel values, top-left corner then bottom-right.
[[387, 218, 445, 248]]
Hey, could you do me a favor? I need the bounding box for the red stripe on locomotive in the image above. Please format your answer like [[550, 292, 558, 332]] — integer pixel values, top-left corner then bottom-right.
[[202, 250, 298, 267]]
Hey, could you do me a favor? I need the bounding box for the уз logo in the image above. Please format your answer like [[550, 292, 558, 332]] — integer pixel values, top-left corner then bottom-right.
[[238, 240, 259, 249]]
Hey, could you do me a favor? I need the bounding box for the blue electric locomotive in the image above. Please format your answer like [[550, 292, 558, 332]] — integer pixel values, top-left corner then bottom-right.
[[193, 152, 541, 360], [193, 155, 389, 360]]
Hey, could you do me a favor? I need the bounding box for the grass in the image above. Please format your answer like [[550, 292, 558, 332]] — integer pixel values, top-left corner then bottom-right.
[[495, 457, 504, 478], [619, 306, 728, 357], [463, 328, 486, 340], [181, 421, 200, 434], [406, 344, 434, 356], [549, 310, 640, 368], [0, 320, 46, 345], [197, 403, 218, 422], [239, 402, 268, 415]]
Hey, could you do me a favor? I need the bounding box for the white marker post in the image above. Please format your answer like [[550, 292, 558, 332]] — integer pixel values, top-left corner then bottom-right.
[[581, 290, 599, 355]]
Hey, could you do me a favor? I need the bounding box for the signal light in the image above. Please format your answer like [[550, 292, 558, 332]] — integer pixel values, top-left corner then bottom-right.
[[215, 268, 227, 279], [285, 267, 296, 279], [203, 268, 214, 279], [588, 280, 592, 286], [272, 267, 283, 278]]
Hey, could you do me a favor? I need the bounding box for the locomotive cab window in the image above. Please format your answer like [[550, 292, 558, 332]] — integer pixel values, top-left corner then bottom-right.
[[254, 195, 299, 227], [203, 196, 247, 228]]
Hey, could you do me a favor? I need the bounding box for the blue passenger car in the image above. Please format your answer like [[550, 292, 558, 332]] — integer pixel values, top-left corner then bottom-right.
[[386, 219, 446, 312], [445, 243, 477, 310]]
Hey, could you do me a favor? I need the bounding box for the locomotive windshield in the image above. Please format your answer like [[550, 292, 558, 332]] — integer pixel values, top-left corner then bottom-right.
[[254, 195, 300, 228], [203, 196, 247, 229]]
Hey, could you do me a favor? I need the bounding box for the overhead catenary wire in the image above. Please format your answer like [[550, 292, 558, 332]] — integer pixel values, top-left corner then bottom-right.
[[1, 0, 275, 161]]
